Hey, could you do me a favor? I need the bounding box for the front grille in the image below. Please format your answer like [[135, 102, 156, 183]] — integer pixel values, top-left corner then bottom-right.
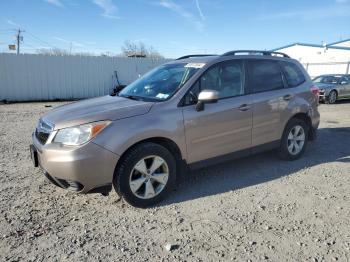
[[35, 129, 50, 144]]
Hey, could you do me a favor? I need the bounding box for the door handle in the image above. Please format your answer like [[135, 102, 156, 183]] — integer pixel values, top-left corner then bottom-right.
[[283, 94, 292, 101], [238, 104, 251, 111]]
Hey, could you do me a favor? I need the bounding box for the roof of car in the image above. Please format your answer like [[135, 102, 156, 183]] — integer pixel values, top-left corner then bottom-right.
[[170, 50, 291, 64], [169, 56, 220, 63], [317, 74, 350, 77]]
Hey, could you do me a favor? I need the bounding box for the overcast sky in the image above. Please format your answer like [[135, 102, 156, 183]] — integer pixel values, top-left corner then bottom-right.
[[0, 0, 349, 57]]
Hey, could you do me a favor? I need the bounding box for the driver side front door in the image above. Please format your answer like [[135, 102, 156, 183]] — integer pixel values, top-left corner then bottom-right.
[[181, 60, 253, 164]]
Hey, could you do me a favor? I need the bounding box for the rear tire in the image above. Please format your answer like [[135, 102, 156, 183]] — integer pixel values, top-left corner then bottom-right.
[[278, 118, 309, 161], [113, 142, 176, 208]]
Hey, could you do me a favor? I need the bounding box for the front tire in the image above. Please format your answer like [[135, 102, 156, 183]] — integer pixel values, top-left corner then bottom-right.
[[326, 90, 337, 104], [278, 118, 309, 160], [113, 143, 176, 208]]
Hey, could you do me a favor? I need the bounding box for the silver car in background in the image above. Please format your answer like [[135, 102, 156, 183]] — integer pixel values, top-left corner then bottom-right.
[[313, 74, 350, 104]]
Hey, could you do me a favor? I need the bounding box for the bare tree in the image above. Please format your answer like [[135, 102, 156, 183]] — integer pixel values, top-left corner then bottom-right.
[[121, 40, 164, 58], [147, 46, 163, 59], [36, 48, 97, 56], [36, 48, 70, 56]]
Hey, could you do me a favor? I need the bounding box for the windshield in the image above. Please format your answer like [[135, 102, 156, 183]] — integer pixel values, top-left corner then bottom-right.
[[118, 63, 201, 101], [313, 76, 341, 84]]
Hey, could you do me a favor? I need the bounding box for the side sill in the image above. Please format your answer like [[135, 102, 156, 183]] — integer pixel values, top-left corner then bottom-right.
[[188, 140, 280, 170]]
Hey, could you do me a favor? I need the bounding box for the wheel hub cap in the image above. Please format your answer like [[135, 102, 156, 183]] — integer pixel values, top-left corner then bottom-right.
[[129, 155, 169, 199], [287, 125, 305, 155]]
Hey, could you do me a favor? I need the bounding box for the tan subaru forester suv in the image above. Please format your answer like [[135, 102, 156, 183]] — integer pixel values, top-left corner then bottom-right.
[[31, 50, 320, 207]]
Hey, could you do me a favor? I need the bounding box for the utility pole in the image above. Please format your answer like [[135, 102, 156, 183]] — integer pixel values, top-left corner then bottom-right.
[[16, 28, 25, 54]]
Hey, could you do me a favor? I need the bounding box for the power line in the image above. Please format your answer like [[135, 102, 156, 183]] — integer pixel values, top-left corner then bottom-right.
[[2, 26, 60, 53], [22, 42, 39, 50], [0, 29, 15, 32], [0, 32, 14, 36], [25, 31, 58, 49]]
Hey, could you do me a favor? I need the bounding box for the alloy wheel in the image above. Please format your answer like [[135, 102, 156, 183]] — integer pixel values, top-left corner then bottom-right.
[[287, 125, 305, 155], [129, 155, 169, 199], [328, 91, 337, 104]]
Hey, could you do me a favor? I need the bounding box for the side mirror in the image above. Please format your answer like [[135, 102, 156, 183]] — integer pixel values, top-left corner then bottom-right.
[[195, 89, 219, 111], [340, 81, 348, 85]]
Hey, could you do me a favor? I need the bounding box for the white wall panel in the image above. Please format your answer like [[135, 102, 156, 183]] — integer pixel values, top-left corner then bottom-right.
[[0, 53, 170, 101]]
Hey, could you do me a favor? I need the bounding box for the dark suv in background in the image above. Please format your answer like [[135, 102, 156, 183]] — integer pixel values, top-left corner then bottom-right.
[[31, 50, 320, 207]]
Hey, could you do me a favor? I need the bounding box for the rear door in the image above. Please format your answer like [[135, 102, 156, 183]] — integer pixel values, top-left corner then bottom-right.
[[246, 59, 305, 148], [182, 60, 253, 164]]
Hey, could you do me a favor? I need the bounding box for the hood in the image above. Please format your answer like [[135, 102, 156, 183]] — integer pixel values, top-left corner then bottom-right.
[[314, 82, 336, 90], [42, 95, 154, 130]]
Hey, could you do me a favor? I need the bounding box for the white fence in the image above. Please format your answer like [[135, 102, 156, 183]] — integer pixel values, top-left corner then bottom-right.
[[1, 53, 349, 102], [0, 53, 170, 102], [302, 62, 350, 78]]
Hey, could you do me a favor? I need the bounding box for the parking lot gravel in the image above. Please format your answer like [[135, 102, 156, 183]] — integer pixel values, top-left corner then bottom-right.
[[0, 100, 350, 262]]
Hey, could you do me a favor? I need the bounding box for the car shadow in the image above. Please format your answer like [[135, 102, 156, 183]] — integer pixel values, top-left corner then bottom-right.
[[320, 98, 350, 105], [160, 127, 350, 206], [336, 98, 350, 104]]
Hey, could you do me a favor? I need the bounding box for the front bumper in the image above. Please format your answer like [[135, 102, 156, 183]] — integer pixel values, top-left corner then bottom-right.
[[319, 92, 326, 101], [32, 132, 120, 193], [319, 90, 329, 102]]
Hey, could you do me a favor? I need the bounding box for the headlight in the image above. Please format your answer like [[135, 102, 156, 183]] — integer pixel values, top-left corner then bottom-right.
[[53, 121, 110, 146]]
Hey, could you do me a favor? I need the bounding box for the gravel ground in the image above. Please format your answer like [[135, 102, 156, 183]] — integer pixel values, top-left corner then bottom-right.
[[0, 101, 350, 262]]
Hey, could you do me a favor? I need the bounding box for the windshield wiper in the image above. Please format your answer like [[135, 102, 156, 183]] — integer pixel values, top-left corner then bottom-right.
[[118, 94, 142, 101], [118, 94, 162, 102]]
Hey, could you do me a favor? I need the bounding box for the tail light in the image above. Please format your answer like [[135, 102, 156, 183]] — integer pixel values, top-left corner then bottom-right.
[[310, 86, 320, 104]]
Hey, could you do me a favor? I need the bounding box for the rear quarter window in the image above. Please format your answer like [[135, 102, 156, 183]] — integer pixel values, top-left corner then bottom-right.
[[280, 61, 306, 87], [247, 59, 284, 93]]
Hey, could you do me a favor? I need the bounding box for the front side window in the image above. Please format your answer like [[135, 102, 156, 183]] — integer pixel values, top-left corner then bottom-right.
[[247, 60, 284, 93], [119, 63, 200, 101], [183, 60, 245, 105], [280, 61, 305, 87], [340, 76, 350, 84]]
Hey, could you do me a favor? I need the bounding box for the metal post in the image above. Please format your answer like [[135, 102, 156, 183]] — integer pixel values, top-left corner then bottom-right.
[[16, 28, 24, 55], [346, 62, 350, 74], [16, 29, 20, 55]]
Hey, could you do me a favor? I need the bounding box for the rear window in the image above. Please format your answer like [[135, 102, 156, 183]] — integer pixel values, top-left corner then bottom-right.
[[280, 61, 305, 87], [247, 60, 284, 93]]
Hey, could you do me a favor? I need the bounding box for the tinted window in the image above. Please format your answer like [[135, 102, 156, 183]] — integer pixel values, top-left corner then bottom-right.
[[183, 60, 244, 105], [247, 60, 284, 93], [313, 76, 341, 84], [340, 76, 350, 84], [183, 81, 200, 105], [280, 61, 305, 87]]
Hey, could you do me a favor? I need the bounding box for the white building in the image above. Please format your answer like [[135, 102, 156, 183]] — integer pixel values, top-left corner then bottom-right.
[[271, 39, 350, 76]]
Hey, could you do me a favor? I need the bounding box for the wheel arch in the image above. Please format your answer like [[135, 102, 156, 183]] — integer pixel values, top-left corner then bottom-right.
[[286, 112, 314, 140], [114, 137, 185, 178], [327, 89, 338, 102], [330, 88, 338, 95]]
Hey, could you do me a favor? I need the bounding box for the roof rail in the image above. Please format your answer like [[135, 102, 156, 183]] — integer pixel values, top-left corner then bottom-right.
[[222, 50, 290, 58], [176, 54, 217, 60]]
